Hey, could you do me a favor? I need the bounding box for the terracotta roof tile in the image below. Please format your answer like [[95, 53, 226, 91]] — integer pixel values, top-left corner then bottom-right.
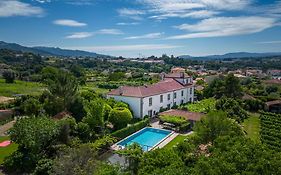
[[108, 79, 188, 97]]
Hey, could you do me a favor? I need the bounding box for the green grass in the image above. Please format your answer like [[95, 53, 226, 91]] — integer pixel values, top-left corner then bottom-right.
[[183, 98, 216, 113], [0, 79, 44, 97], [81, 82, 109, 94], [164, 135, 190, 149], [243, 113, 260, 143], [0, 136, 18, 164]]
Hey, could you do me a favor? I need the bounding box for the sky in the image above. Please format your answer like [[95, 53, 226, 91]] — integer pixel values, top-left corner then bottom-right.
[[0, 0, 281, 57]]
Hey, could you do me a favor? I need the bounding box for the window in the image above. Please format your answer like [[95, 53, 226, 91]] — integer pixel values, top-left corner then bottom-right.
[[190, 88, 192, 94], [149, 97, 152, 106], [168, 94, 170, 100], [181, 90, 184, 96], [181, 100, 184, 104], [167, 104, 171, 109], [160, 95, 163, 103], [174, 92, 177, 99], [148, 110, 152, 117], [173, 102, 176, 106]]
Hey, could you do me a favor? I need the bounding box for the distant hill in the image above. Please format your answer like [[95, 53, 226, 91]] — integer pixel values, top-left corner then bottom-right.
[[179, 52, 281, 60], [0, 41, 110, 58]]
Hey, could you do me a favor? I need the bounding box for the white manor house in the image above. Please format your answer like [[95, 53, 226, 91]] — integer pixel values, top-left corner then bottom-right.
[[107, 68, 195, 118]]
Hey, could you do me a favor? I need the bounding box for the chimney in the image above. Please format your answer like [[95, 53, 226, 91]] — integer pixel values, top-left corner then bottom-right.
[[160, 72, 165, 81], [180, 72, 184, 78], [119, 86, 123, 95]]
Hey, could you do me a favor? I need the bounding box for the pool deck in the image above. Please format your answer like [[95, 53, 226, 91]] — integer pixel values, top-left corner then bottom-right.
[[153, 132, 178, 149]]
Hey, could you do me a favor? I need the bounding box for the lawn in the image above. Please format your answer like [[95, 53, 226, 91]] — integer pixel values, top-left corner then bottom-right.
[[242, 113, 260, 143], [182, 98, 216, 113], [0, 79, 44, 97], [81, 82, 109, 94], [0, 136, 18, 164], [0, 79, 110, 97], [164, 135, 190, 149]]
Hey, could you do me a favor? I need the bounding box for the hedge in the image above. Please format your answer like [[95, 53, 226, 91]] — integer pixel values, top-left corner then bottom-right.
[[111, 118, 149, 139], [159, 115, 187, 126]]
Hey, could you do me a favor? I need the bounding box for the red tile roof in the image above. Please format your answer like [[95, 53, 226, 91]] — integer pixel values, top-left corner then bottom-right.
[[165, 72, 190, 78], [265, 100, 281, 107], [159, 109, 204, 121], [108, 78, 190, 97], [263, 79, 281, 85]]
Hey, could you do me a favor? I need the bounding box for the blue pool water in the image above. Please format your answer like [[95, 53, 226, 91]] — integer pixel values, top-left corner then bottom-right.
[[117, 127, 171, 151]]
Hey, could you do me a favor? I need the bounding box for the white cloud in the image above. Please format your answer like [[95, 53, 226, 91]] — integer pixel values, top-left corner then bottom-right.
[[117, 8, 146, 20], [167, 16, 276, 39], [97, 29, 124, 35], [33, 0, 51, 3], [257, 40, 281, 44], [69, 44, 181, 52], [66, 32, 93, 39], [133, 0, 253, 21], [0, 1, 44, 17], [116, 22, 140, 26], [53, 19, 87, 27], [125, 32, 164, 39], [149, 10, 220, 19], [66, 0, 94, 6], [139, 0, 251, 12]]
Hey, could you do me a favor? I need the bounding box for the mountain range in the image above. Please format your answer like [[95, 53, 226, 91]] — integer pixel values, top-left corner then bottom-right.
[[179, 52, 281, 60], [1, 41, 281, 59], [0, 41, 109, 58]]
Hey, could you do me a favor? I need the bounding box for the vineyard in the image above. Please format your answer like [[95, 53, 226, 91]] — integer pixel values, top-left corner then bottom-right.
[[260, 112, 281, 151]]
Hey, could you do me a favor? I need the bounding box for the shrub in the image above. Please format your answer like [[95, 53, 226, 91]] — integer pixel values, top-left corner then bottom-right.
[[21, 97, 42, 116], [88, 135, 116, 154], [109, 107, 132, 130], [111, 119, 149, 139], [182, 98, 216, 113], [242, 99, 265, 111], [178, 122, 191, 132], [75, 122, 91, 142], [2, 70, 15, 83], [216, 98, 249, 123], [103, 103, 112, 121], [159, 115, 187, 126]]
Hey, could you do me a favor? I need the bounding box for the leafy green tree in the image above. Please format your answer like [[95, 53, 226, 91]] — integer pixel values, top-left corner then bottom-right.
[[103, 103, 112, 121], [5, 117, 59, 173], [21, 97, 42, 116], [117, 143, 143, 174], [109, 107, 132, 130], [83, 99, 105, 132], [52, 144, 123, 175], [194, 111, 243, 143], [42, 68, 79, 116], [203, 77, 225, 98], [192, 136, 281, 175], [203, 74, 243, 99], [57, 116, 77, 144], [2, 70, 15, 83], [75, 122, 91, 142], [138, 149, 186, 175], [216, 98, 248, 123], [224, 73, 243, 98], [108, 72, 126, 81], [266, 85, 278, 94]]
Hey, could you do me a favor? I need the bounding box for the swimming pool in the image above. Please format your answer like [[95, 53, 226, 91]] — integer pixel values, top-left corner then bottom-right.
[[115, 127, 172, 151]]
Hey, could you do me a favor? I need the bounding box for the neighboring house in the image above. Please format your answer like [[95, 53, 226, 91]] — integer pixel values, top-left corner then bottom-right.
[[171, 67, 185, 73], [267, 69, 281, 79], [107, 72, 194, 118]]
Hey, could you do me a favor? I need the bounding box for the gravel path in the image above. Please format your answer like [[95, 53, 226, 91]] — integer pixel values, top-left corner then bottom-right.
[[0, 120, 15, 136]]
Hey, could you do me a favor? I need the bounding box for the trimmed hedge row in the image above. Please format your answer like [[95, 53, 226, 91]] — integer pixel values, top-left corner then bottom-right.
[[111, 118, 149, 139]]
